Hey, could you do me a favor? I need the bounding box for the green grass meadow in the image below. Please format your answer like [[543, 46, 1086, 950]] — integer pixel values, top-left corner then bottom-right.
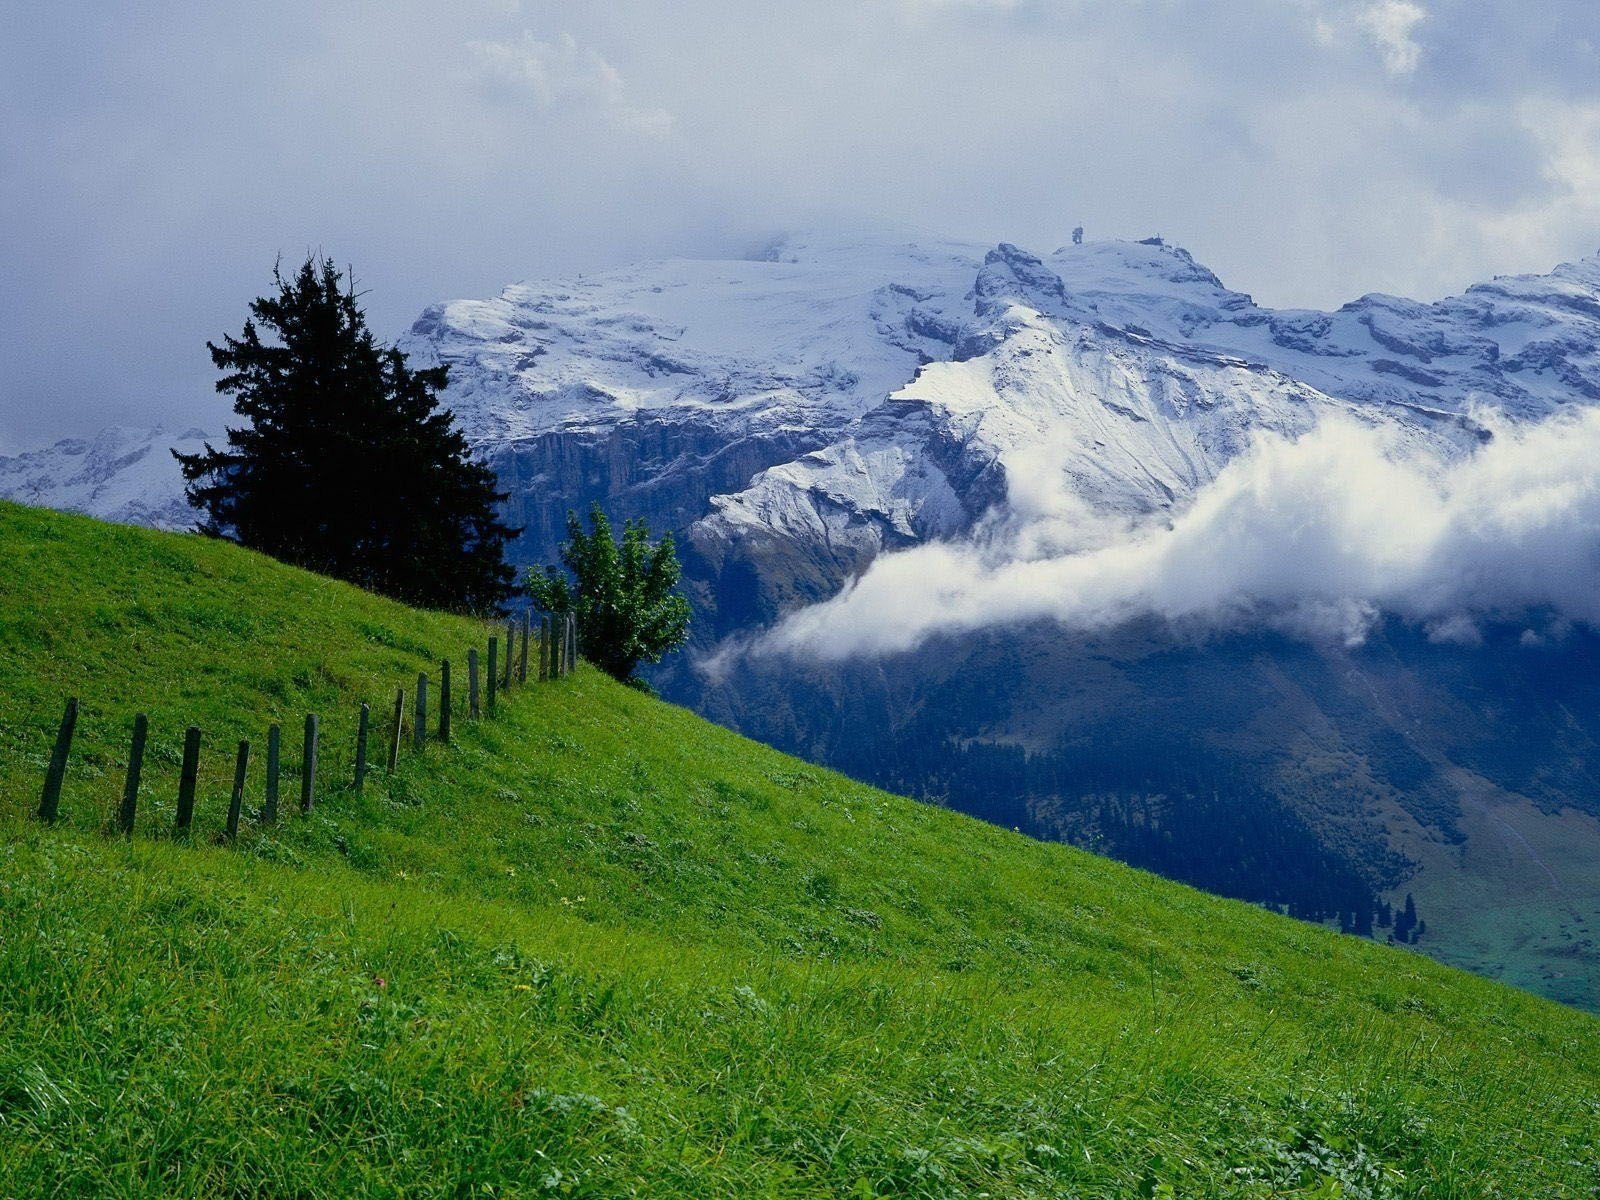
[[1, 500, 1597, 1197]]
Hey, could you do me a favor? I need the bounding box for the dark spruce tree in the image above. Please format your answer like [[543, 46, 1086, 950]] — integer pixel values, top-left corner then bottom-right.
[[175, 256, 516, 612], [528, 504, 691, 689]]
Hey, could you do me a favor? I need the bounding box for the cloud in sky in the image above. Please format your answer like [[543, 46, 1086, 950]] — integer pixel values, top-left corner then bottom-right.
[[1356, 1, 1428, 74], [745, 410, 1600, 664], [1317, 1, 1429, 76], [469, 32, 674, 137], [2, 0, 1598, 450]]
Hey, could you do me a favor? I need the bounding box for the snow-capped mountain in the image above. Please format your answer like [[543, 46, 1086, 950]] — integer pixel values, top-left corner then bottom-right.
[[394, 231, 1600, 1008], [696, 235, 1595, 565], [396, 232, 1599, 613], [0, 426, 206, 531], [19, 232, 1597, 569], [10, 231, 1600, 1006]]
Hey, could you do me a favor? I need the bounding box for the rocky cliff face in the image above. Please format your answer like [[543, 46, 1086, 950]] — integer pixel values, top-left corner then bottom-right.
[[393, 232, 987, 572], [403, 233, 1596, 613]]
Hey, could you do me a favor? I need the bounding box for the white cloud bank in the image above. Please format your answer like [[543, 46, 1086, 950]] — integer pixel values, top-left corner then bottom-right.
[[749, 410, 1600, 662]]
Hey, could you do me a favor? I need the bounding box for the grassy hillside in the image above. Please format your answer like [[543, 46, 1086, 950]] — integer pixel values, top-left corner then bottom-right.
[[1, 499, 1597, 1198], [677, 618, 1600, 1011]]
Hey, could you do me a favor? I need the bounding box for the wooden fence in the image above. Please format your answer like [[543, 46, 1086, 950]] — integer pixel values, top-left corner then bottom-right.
[[32, 611, 580, 841]]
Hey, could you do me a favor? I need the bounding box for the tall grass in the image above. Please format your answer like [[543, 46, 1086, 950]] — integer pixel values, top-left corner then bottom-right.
[[0, 500, 1596, 1197]]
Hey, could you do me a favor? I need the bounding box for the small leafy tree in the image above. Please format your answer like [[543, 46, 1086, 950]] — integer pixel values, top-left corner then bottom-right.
[[175, 255, 517, 612], [528, 505, 691, 687]]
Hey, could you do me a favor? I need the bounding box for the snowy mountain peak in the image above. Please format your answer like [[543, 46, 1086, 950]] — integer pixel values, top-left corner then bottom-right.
[[8, 232, 1600, 564], [0, 425, 208, 531]]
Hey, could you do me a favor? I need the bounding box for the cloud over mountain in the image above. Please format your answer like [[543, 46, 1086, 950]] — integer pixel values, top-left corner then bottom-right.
[[755, 409, 1600, 660]]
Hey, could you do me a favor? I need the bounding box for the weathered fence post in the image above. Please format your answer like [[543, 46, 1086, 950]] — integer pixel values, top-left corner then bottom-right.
[[301, 714, 318, 814], [263, 724, 281, 824], [175, 725, 201, 836], [539, 616, 550, 682], [519, 610, 530, 683], [568, 612, 578, 672], [227, 739, 250, 841], [504, 620, 515, 689], [439, 659, 452, 743], [487, 637, 499, 715], [468, 648, 480, 718], [387, 688, 404, 773], [414, 673, 427, 751], [354, 702, 370, 791], [37, 697, 78, 823], [118, 712, 148, 834]]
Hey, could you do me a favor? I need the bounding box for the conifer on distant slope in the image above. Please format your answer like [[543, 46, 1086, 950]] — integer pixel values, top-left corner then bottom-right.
[[176, 256, 516, 612]]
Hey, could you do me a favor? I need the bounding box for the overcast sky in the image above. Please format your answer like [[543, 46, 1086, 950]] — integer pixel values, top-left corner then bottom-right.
[[3, 0, 1598, 452]]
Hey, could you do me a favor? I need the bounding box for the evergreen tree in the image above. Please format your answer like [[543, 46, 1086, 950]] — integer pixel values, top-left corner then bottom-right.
[[1393, 892, 1419, 942], [528, 504, 691, 688], [175, 256, 516, 612]]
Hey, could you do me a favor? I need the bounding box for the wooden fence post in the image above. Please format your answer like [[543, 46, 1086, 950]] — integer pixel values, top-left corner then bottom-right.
[[439, 659, 451, 743], [468, 648, 480, 718], [37, 697, 78, 823], [264, 724, 281, 824], [387, 688, 404, 773], [175, 725, 201, 836], [568, 612, 578, 672], [301, 714, 318, 814], [118, 712, 147, 835], [504, 620, 515, 689], [227, 739, 250, 841], [487, 638, 498, 715], [519, 610, 530, 683], [539, 616, 550, 682], [414, 673, 427, 751], [354, 702, 370, 791]]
